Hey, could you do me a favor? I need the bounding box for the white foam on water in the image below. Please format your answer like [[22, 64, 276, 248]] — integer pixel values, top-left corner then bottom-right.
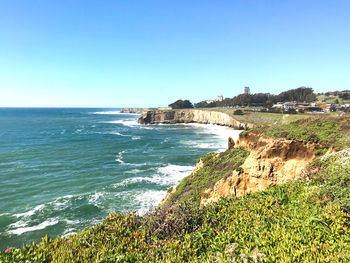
[[113, 177, 142, 187], [119, 113, 141, 116], [113, 164, 193, 188], [8, 220, 28, 229], [14, 204, 45, 218], [135, 190, 167, 215], [51, 195, 75, 209], [139, 125, 162, 130], [62, 229, 77, 237], [157, 164, 193, 180], [0, 213, 10, 216], [64, 219, 81, 225], [125, 168, 142, 174], [132, 136, 141, 140], [115, 150, 126, 164], [8, 219, 59, 235], [91, 111, 121, 115], [105, 119, 139, 127], [108, 131, 131, 137], [179, 123, 242, 151], [181, 140, 219, 149], [88, 192, 104, 206]]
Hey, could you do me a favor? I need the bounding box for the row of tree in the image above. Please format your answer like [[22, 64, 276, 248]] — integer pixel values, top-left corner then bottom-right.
[[194, 87, 316, 108], [169, 87, 317, 109]]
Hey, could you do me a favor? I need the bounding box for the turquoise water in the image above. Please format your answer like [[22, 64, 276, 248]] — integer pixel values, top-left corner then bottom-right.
[[0, 108, 240, 249]]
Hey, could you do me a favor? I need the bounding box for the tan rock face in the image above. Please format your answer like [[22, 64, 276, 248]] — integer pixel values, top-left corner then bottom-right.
[[138, 110, 255, 130], [200, 133, 320, 206]]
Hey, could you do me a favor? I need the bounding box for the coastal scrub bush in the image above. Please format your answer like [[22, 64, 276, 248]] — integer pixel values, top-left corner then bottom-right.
[[313, 149, 350, 212], [233, 109, 244, 115]]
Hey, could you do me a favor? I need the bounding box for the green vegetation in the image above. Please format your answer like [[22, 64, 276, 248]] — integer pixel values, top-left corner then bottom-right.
[[163, 147, 249, 206], [168, 99, 193, 109], [1, 150, 350, 262], [233, 109, 244, 115], [195, 87, 316, 108], [312, 149, 350, 213], [208, 108, 309, 127], [263, 117, 350, 148], [317, 90, 350, 104]]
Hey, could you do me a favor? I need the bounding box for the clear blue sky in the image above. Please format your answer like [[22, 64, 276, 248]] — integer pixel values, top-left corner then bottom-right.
[[1, 0, 349, 107]]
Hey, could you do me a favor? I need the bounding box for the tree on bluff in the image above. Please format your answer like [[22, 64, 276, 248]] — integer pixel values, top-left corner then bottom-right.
[[169, 100, 194, 109], [273, 87, 316, 103]]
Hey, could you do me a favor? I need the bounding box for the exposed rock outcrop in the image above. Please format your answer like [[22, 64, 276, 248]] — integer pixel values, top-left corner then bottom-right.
[[138, 109, 255, 130], [200, 132, 321, 206], [228, 137, 235, 149]]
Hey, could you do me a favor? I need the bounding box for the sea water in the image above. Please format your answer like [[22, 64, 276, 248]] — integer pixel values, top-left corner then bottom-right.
[[0, 108, 241, 249]]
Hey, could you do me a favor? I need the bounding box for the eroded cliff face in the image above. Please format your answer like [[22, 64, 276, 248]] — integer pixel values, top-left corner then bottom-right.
[[200, 133, 320, 206], [138, 110, 255, 130]]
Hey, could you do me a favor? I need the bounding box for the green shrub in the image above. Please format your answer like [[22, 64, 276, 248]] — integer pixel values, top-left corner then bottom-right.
[[315, 148, 327, 156], [233, 109, 244, 115], [239, 130, 250, 137]]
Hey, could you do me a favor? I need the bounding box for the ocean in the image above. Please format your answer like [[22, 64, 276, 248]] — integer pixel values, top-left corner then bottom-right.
[[0, 108, 241, 249]]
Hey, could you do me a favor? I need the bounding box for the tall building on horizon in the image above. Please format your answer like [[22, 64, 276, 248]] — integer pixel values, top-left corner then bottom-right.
[[243, 86, 250, 95]]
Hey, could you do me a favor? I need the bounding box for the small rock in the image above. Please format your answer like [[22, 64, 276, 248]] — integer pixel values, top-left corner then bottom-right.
[[228, 137, 235, 149]]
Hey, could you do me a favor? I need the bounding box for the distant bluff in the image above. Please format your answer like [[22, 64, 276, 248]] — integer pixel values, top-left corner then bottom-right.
[[138, 109, 255, 130]]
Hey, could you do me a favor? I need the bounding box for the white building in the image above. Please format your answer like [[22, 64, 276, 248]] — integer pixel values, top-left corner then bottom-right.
[[272, 102, 296, 110], [205, 99, 215, 104], [205, 95, 224, 104], [243, 86, 250, 95]]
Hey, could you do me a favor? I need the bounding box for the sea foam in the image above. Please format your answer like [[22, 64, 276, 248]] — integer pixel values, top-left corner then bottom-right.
[[91, 111, 121, 115], [134, 190, 167, 215], [113, 164, 193, 188], [8, 218, 59, 235], [14, 204, 45, 218], [105, 120, 139, 127]]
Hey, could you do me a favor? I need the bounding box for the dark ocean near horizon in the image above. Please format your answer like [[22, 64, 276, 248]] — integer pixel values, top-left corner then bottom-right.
[[0, 108, 241, 249]]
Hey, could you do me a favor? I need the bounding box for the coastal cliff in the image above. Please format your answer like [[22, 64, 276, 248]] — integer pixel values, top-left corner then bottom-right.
[[160, 132, 321, 207], [138, 109, 255, 130], [200, 132, 320, 205]]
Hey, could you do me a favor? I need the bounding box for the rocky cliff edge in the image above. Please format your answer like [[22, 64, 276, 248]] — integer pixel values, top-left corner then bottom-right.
[[138, 109, 255, 130], [201, 132, 321, 205]]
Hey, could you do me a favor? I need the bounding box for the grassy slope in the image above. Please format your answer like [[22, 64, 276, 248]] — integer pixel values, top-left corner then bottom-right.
[[262, 116, 350, 148], [317, 94, 343, 104], [203, 107, 310, 127]]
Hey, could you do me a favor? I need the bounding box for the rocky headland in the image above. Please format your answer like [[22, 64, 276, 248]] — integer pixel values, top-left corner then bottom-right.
[[138, 109, 255, 130]]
